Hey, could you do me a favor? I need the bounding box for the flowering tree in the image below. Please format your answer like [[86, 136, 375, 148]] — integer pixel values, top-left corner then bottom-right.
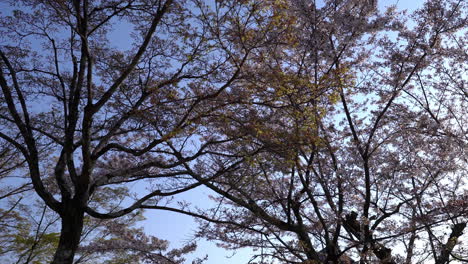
[[184, 0, 468, 263], [0, 0, 291, 262], [0, 183, 206, 264], [1, 0, 466, 263]]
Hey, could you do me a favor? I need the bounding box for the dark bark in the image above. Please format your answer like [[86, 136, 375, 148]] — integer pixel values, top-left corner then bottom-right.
[[435, 222, 466, 264], [343, 212, 396, 264], [51, 200, 85, 264], [371, 243, 395, 264]]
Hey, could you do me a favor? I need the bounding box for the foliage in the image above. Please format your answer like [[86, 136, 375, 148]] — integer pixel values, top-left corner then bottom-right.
[[0, 182, 200, 264], [190, 0, 468, 263], [0, 0, 466, 263]]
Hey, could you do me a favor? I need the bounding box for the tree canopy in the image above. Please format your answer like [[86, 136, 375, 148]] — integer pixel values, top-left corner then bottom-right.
[[0, 0, 466, 263]]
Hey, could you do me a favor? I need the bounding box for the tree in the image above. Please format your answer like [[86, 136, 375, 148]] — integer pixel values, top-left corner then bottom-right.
[[0, 184, 204, 264], [1, 0, 466, 263], [0, 0, 288, 263], [186, 0, 468, 263]]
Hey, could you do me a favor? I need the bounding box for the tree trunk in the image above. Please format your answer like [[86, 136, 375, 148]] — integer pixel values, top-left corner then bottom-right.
[[435, 222, 466, 264], [51, 200, 85, 264]]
